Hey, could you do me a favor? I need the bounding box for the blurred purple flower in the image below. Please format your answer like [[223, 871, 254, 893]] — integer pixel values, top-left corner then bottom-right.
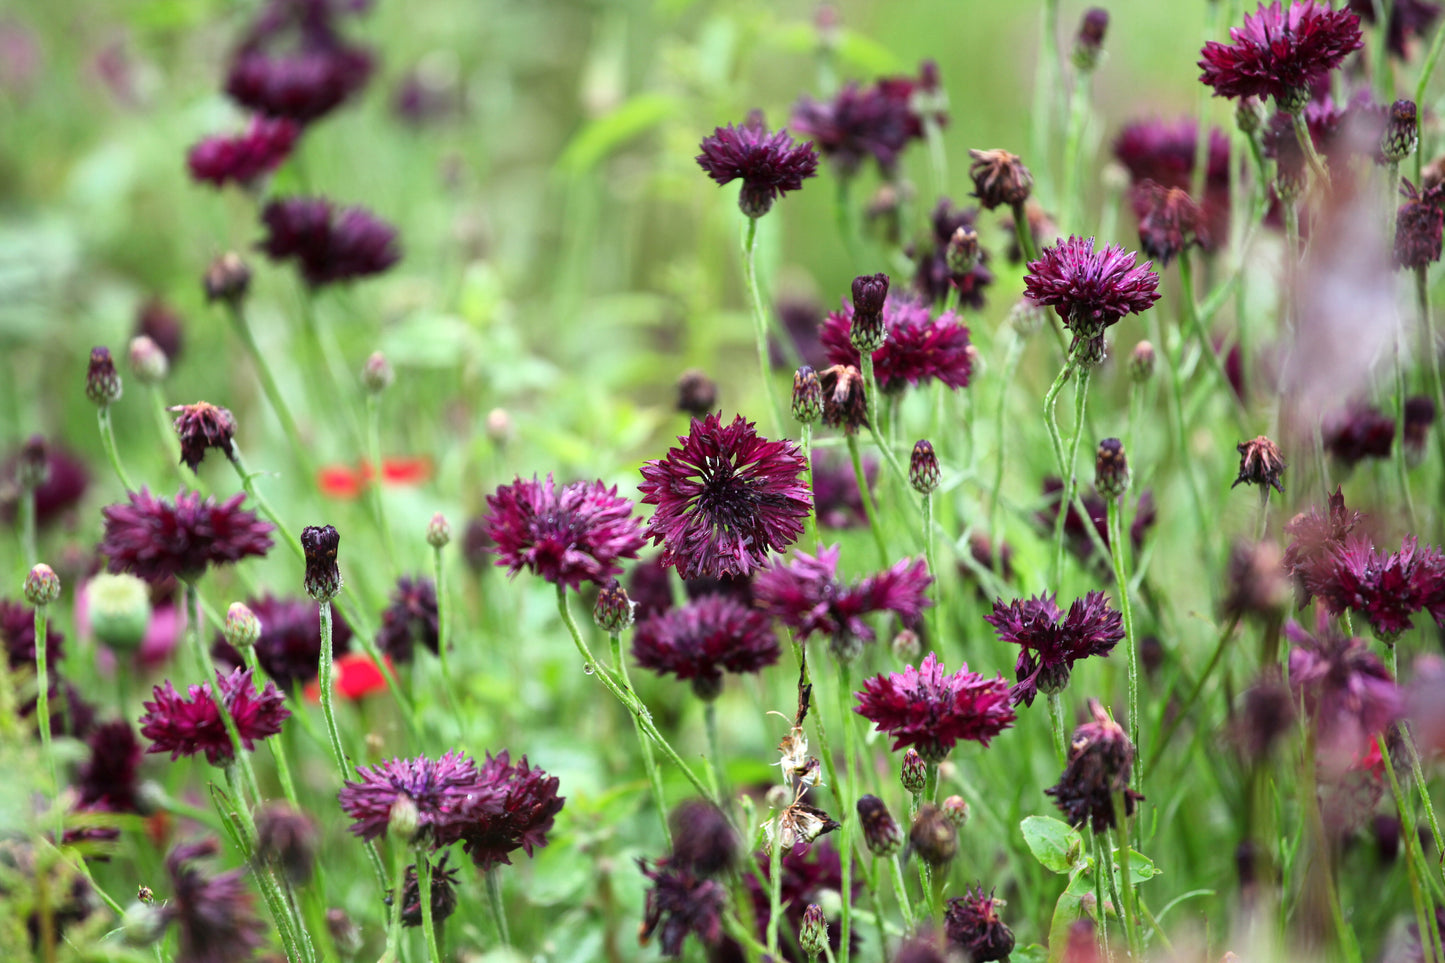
[[162, 839, 266, 963], [1283, 487, 1364, 605], [75, 719, 142, 814], [1349, 0, 1440, 59], [637, 857, 727, 956], [1114, 118, 1232, 249], [0, 439, 89, 527], [187, 116, 299, 189], [945, 886, 1016, 962], [1322, 404, 1396, 467], [812, 450, 873, 530], [258, 196, 401, 286], [139, 668, 290, 766], [3, 597, 65, 669], [376, 575, 439, 663], [820, 296, 973, 393], [211, 594, 353, 691], [225, 0, 373, 123], [101, 489, 274, 583], [911, 199, 995, 307], [791, 76, 925, 178], [1287, 617, 1401, 774], [632, 593, 779, 699]]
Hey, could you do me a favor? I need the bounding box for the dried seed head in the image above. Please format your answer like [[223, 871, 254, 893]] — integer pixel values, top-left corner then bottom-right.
[[203, 252, 252, 304], [86, 346, 122, 407], [361, 351, 394, 395], [24, 563, 60, 606], [856, 794, 904, 856], [910, 439, 940, 495], [968, 149, 1034, 210], [675, 369, 718, 418], [1094, 438, 1130, 498], [901, 748, 927, 795], [128, 336, 169, 385], [592, 581, 635, 633], [1383, 99, 1419, 164], [792, 365, 824, 424], [1233, 436, 1286, 493], [224, 602, 263, 652], [1129, 340, 1156, 381], [169, 401, 237, 471], [426, 512, 451, 548], [909, 803, 958, 867]]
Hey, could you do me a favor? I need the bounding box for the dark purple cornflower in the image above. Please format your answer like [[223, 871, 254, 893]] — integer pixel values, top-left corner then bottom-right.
[[256, 802, 318, 884], [1199, 2, 1364, 109], [1395, 179, 1445, 269], [910, 199, 995, 307], [632, 594, 779, 700], [812, 450, 873, 530], [1315, 535, 1445, 640], [1283, 487, 1363, 604], [1404, 396, 1436, 465], [854, 651, 1015, 761], [755, 545, 933, 661], [1233, 668, 1296, 761], [139, 668, 290, 766], [638, 413, 810, 581], [187, 116, 299, 189], [1134, 180, 1204, 265], [1046, 699, 1144, 832], [168, 402, 236, 471], [397, 855, 460, 927], [1023, 236, 1161, 362], [484, 474, 646, 590], [985, 592, 1125, 707], [100, 489, 274, 583], [669, 799, 738, 876], [1287, 617, 1401, 772], [770, 295, 830, 371], [2, 597, 65, 669], [637, 857, 727, 956], [258, 196, 400, 286], [1349, 0, 1441, 59], [376, 575, 439, 663], [338, 751, 498, 848], [695, 113, 819, 218], [1323, 404, 1396, 466], [820, 295, 973, 393], [627, 557, 676, 621], [459, 750, 565, 871], [162, 839, 266, 963], [211, 594, 353, 691], [135, 297, 185, 362], [945, 886, 1016, 963], [75, 719, 142, 814], [1114, 118, 1232, 249], [225, 0, 373, 123], [0, 438, 88, 528], [791, 77, 924, 178]]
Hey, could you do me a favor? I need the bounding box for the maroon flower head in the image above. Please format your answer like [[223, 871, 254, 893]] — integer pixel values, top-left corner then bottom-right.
[[1199, 2, 1364, 109], [2, 597, 65, 669], [398, 855, 460, 928], [985, 591, 1124, 706], [460, 750, 565, 871], [225, 0, 374, 124], [1349, 0, 1441, 60], [632, 593, 779, 700], [1045, 699, 1144, 832], [637, 857, 727, 956], [1315, 535, 1445, 640], [696, 113, 819, 218], [258, 196, 400, 286], [822, 295, 973, 395], [0, 439, 88, 528], [627, 557, 676, 621], [1395, 179, 1445, 269], [187, 116, 299, 188], [734, 842, 854, 959], [669, 799, 738, 876], [1323, 404, 1396, 467], [101, 489, 274, 583], [854, 651, 1015, 762], [1288, 618, 1401, 773], [1024, 236, 1160, 360], [163, 839, 266, 963], [139, 668, 290, 766], [755, 545, 933, 661], [945, 886, 1016, 963], [212, 594, 353, 691], [811, 450, 874, 530], [1040, 477, 1157, 566], [1283, 487, 1362, 604], [1115, 118, 1232, 249], [1134, 180, 1204, 265], [75, 719, 142, 813], [376, 575, 439, 663], [169, 402, 236, 471], [910, 198, 996, 307], [792, 78, 925, 178], [639, 413, 810, 581], [338, 751, 498, 848], [485, 474, 645, 590]]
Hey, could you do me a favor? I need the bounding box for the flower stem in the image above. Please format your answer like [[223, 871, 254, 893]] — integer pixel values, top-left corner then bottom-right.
[[418, 854, 442, 963], [1030, 0, 1061, 202], [1147, 614, 1242, 774], [742, 216, 783, 435], [1050, 362, 1092, 587], [1042, 357, 1075, 583], [486, 866, 511, 946], [1092, 832, 1110, 961], [223, 303, 316, 482], [555, 585, 716, 803], [704, 699, 727, 801], [365, 394, 397, 569], [1105, 497, 1141, 785], [1380, 734, 1445, 963], [33, 605, 61, 841], [1111, 794, 1143, 960], [317, 600, 350, 780], [922, 491, 941, 647], [612, 629, 671, 846], [1011, 199, 1041, 266], [987, 334, 1025, 547], [1178, 252, 1246, 430], [1418, 18, 1445, 185], [1393, 318, 1420, 530], [379, 844, 408, 963], [1416, 266, 1445, 499], [1061, 66, 1092, 233], [846, 433, 889, 567], [888, 853, 915, 930], [834, 660, 863, 963], [1046, 691, 1068, 766], [96, 406, 135, 492], [767, 813, 784, 958], [800, 423, 820, 548], [1289, 109, 1330, 187]]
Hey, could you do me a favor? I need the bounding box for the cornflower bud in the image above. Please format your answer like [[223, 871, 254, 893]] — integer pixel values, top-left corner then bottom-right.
[[942, 794, 970, 828], [24, 563, 60, 606], [849, 273, 890, 353], [968, 149, 1033, 210], [901, 748, 927, 795], [800, 903, 829, 959], [856, 794, 904, 856], [486, 407, 513, 445], [1383, 100, 1418, 164], [676, 369, 718, 417], [1072, 7, 1109, 72], [593, 581, 635, 633], [1007, 297, 1045, 337], [203, 252, 251, 304], [88, 573, 151, 652], [86, 346, 122, 407], [909, 803, 958, 867], [301, 524, 344, 602], [892, 628, 921, 662], [910, 439, 940, 495], [792, 366, 823, 424], [1129, 341, 1155, 381], [361, 351, 394, 395], [426, 512, 451, 548], [128, 335, 169, 384], [1094, 438, 1130, 498], [946, 226, 980, 275], [225, 602, 262, 652], [1235, 96, 1267, 135], [388, 795, 421, 844]]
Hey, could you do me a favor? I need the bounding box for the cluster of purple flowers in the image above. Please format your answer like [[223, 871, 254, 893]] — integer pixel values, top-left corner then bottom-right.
[[791, 62, 940, 178], [819, 295, 974, 393]]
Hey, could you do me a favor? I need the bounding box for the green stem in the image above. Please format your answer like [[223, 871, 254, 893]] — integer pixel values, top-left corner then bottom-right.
[[19, 487, 36, 568], [742, 216, 783, 435], [1178, 253, 1246, 430], [149, 385, 190, 485], [1380, 734, 1442, 963], [801, 423, 820, 548], [1393, 318, 1420, 530], [1046, 690, 1068, 766], [834, 177, 865, 268], [1147, 614, 1241, 774], [1110, 800, 1143, 961], [1031, 0, 1061, 202], [767, 814, 785, 957], [434, 542, 452, 687], [889, 854, 915, 930], [33, 606, 60, 841], [224, 767, 309, 963], [1400, 726, 1445, 892], [1061, 67, 1092, 233], [1288, 109, 1330, 187], [486, 866, 511, 946], [860, 352, 881, 450], [1052, 364, 1093, 587], [704, 699, 727, 801], [1092, 833, 1110, 961], [317, 600, 349, 780], [1011, 199, 1041, 267], [988, 335, 1025, 548], [224, 303, 316, 482], [834, 661, 861, 963], [1042, 357, 1075, 584], [1417, 19, 1445, 186], [365, 394, 397, 569], [613, 630, 671, 847], [846, 433, 889, 566], [186, 583, 262, 807], [379, 844, 408, 963], [1416, 267, 1445, 497], [555, 584, 715, 802], [922, 492, 941, 647], [418, 854, 442, 963], [1105, 498, 1141, 784], [96, 406, 135, 492]]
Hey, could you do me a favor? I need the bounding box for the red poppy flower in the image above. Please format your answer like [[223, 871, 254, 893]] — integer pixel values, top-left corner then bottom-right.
[[316, 457, 432, 499], [304, 652, 391, 702]]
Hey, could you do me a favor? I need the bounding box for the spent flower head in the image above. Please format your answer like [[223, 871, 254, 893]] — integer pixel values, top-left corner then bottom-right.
[[945, 886, 1016, 963], [967, 149, 1034, 210], [1234, 436, 1286, 492], [169, 402, 236, 472], [459, 750, 565, 871], [258, 196, 400, 286], [1045, 699, 1144, 832]]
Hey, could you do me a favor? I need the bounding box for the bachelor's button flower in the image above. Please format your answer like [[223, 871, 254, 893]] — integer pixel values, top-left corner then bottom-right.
[[1347, 0, 1440, 60], [139, 668, 290, 766], [791, 80, 924, 178], [398, 855, 460, 928], [485, 475, 645, 591], [187, 116, 299, 189], [2, 597, 65, 669], [1199, 2, 1364, 111], [910, 199, 995, 307], [637, 857, 727, 957], [75, 719, 142, 815], [1287, 617, 1401, 773], [375, 575, 439, 663], [985, 592, 1124, 706], [101, 489, 273, 584], [1134, 180, 1204, 265], [1315, 535, 1444, 641], [1282, 486, 1362, 604], [338, 751, 499, 849], [459, 750, 565, 871], [631, 593, 779, 700], [695, 113, 819, 218], [162, 839, 266, 963], [1045, 699, 1144, 832], [1394, 179, 1445, 269], [854, 651, 1015, 762], [820, 296, 973, 393], [1322, 404, 1396, 467], [258, 196, 400, 286], [668, 799, 738, 876], [1023, 236, 1160, 363], [168, 402, 236, 472], [945, 886, 1016, 963]]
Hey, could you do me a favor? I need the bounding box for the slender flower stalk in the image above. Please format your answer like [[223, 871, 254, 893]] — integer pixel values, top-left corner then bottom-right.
[[31, 598, 59, 838], [1061, 62, 1094, 232], [96, 406, 135, 492], [846, 433, 889, 565], [1417, 266, 1445, 493], [988, 334, 1025, 549], [610, 625, 670, 847], [221, 300, 317, 482], [743, 217, 783, 434], [1048, 360, 1093, 586], [365, 392, 397, 568], [379, 844, 407, 963], [1178, 252, 1246, 429], [418, 854, 442, 963], [486, 867, 511, 946], [1031, 0, 1062, 202], [1104, 497, 1141, 781]]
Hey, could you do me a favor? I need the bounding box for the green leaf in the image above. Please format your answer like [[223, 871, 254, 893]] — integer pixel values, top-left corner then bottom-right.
[[1046, 872, 1094, 963], [1124, 850, 1162, 885], [555, 94, 680, 175], [1021, 815, 1084, 874]]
